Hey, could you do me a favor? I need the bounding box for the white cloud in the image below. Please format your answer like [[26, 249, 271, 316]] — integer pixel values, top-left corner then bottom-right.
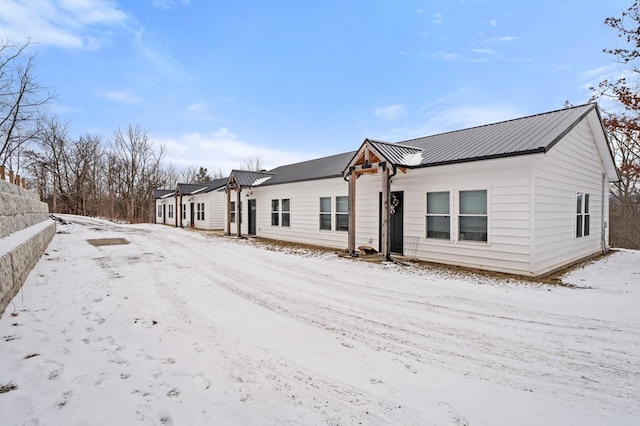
[[472, 48, 495, 55], [433, 13, 443, 24], [0, 0, 128, 49], [486, 19, 498, 27], [155, 129, 315, 172], [374, 104, 406, 120], [187, 102, 207, 112], [99, 90, 143, 104], [132, 27, 189, 81]]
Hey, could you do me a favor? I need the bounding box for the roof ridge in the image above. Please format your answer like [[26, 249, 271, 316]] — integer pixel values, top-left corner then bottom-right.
[[397, 103, 595, 145]]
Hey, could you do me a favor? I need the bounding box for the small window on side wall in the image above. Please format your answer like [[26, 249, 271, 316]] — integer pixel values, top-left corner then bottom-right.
[[576, 193, 590, 238]]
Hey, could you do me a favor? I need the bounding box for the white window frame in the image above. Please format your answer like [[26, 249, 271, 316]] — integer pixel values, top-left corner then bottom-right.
[[426, 191, 451, 240], [281, 198, 290, 227], [168, 204, 174, 219], [319, 197, 332, 230], [335, 196, 349, 232], [576, 192, 590, 238], [457, 189, 488, 243], [230, 201, 236, 223], [271, 199, 279, 226]]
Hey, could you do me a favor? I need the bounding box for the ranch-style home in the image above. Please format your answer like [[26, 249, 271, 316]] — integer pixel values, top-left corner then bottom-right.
[[154, 178, 228, 229], [219, 103, 618, 277]]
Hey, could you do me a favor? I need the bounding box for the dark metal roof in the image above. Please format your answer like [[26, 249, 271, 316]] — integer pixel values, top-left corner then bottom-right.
[[367, 140, 424, 167], [395, 103, 596, 167], [229, 170, 276, 187], [262, 151, 356, 185], [152, 189, 174, 199], [177, 178, 228, 195]]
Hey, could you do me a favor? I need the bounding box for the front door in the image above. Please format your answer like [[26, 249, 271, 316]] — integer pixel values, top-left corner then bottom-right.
[[379, 191, 404, 254], [248, 199, 257, 235], [190, 202, 195, 226]]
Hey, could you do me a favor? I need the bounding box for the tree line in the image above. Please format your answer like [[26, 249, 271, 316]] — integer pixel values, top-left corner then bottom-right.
[[0, 39, 261, 223], [2, 1, 640, 245]]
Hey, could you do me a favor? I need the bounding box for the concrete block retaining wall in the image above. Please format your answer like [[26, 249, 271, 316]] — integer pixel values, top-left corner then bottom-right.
[[0, 179, 55, 316]]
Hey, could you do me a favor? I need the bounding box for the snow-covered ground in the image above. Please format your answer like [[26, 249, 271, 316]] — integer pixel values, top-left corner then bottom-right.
[[1, 215, 638, 426]]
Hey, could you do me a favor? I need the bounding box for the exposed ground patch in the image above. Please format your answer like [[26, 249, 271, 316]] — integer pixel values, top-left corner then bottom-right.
[[87, 238, 129, 247]]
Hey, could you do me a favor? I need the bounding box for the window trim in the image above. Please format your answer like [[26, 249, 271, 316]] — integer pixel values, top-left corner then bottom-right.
[[230, 201, 236, 223]]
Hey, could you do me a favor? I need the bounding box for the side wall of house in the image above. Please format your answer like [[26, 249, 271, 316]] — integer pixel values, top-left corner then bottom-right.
[[533, 116, 609, 274], [191, 190, 226, 230], [155, 197, 178, 227]]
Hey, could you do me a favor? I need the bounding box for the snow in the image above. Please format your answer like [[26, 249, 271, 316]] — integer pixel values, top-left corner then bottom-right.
[[1, 215, 639, 425], [0, 220, 53, 257], [400, 151, 423, 166], [252, 176, 272, 186]]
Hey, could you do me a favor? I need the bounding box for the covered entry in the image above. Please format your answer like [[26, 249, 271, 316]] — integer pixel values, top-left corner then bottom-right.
[[343, 139, 422, 260], [225, 170, 274, 237]]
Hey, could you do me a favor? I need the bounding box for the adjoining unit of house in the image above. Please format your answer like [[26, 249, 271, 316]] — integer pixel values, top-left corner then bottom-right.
[[155, 103, 619, 277], [153, 178, 228, 229]]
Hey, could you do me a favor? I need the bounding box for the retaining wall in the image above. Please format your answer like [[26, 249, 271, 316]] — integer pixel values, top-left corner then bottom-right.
[[0, 179, 55, 316]]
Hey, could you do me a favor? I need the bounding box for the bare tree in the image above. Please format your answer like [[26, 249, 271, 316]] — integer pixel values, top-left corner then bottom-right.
[[242, 155, 264, 171], [0, 39, 54, 171], [111, 124, 164, 223]]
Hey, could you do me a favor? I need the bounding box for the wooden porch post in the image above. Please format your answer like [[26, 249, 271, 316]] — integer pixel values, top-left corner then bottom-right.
[[236, 187, 242, 237], [0, 165, 5, 181], [226, 185, 231, 236], [381, 164, 391, 260], [8, 169, 14, 184], [348, 172, 357, 256]]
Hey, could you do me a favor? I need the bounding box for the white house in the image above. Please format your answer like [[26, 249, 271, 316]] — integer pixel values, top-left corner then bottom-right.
[[154, 178, 228, 230], [223, 104, 618, 277]]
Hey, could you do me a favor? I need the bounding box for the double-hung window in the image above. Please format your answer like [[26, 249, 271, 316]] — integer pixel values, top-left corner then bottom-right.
[[336, 196, 349, 232], [157, 205, 162, 218], [426, 191, 450, 239], [230, 201, 236, 223], [197, 203, 205, 221], [271, 199, 279, 226], [319, 197, 331, 230], [281, 199, 290, 227], [576, 193, 590, 238], [459, 190, 487, 242], [168, 204, 174, 219]]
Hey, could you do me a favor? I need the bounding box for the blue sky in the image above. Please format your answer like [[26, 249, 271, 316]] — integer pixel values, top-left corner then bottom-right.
[[0, 0, 631, 172]]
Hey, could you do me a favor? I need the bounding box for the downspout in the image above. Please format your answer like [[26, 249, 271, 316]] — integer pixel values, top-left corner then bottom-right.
[[601, 171, 608, 254]]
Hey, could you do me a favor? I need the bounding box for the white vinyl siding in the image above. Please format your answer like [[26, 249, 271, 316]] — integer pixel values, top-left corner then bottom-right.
[[534, 116, 606, 273]]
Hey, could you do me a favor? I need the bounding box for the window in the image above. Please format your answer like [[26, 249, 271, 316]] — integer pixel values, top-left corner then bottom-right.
[[197, 202, 205, 221], [319, 197, 331, 230], [459, 190, 487, 242], [426, 191, 450, 239], [157, 205, 162, 218], [336, 196, 349, 232], [168, 204, 174, 219], [182, 204, 186, 220], [230, 201, 236, 223], [271, 199, 279, 226], [576, 193, 590, 238], [281, 199, 290, 227]]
